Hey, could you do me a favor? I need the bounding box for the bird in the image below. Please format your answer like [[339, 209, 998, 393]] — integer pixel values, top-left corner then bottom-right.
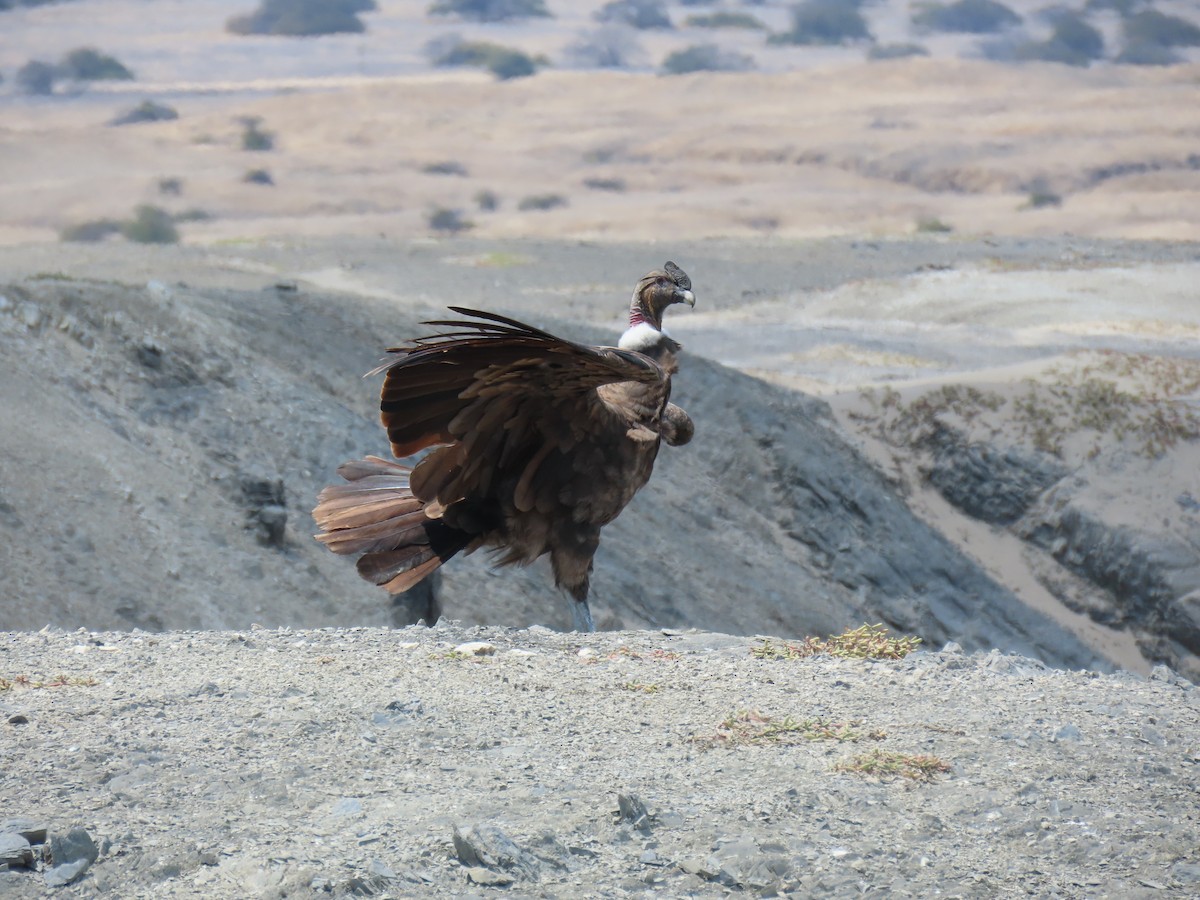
[[312, 262, 695, 632]]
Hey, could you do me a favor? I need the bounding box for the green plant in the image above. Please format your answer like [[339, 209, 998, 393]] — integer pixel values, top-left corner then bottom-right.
[[16, 60, 56, 95], [518, 193, 568, 211], [1115, 41, 1181, 65], [429, 38, 541, 79], [1022, 190, 1062, 209], [622, 681, 660, 693], [227, 0, 374, 36], [753, 625, 922, 661], [157, 178, 183, 196], [770, 1, 871, 45], [704, 710, 886, 747], [122, 205, 180, 244], [834, 748, 951, 781], [243, 168, 274, 185], [240, 117, 274, 151], [583, 176, 626, 192], [685, 11, 765, 29], [661, 43, 755, 74], [111, 100, 179, 126], [594, 0, 670, 29], [173, 208, 212, 222], [428, 0, 550, 22], [1123, 10, 1200, 48], [58, 46, 134, 80], [59, 219, 123, 243], [912, 0, 1020, 34], [916, 216, 952, 233], [423, 160, 469, 176], [428, 207, 473, 233], [0, 674, 98, 691], [474, 189, 500, 211], [868, 43, 930, 59]]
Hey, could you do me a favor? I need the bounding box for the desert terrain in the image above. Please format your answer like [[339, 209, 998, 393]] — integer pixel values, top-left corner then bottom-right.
[[3, 0, 1200, 894]]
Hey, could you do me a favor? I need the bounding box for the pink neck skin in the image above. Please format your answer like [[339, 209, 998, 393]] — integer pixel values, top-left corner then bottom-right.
[[628, 307, 648, 328]]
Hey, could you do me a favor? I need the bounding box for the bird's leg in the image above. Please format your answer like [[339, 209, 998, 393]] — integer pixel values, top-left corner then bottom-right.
[[570, 597, 596, 633]]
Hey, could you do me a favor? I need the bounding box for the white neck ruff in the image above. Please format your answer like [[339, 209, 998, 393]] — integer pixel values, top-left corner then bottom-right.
[[618, 322, 665, 351]]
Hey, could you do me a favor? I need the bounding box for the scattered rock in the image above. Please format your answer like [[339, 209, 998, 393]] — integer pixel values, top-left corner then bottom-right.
[[453, 824, 542, 881], [45, 827, 98, 887], [0, 833, 34, 868], [453, 641, 496, 657], [616, 792, 652, 832], [464, 866, 514, 886]]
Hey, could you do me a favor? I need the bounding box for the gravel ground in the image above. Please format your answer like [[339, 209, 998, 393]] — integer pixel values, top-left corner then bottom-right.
[[2, 624, 1198, 898]]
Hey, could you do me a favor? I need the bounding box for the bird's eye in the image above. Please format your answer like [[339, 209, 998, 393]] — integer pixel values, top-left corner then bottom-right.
[[656, 277, 668, 286]]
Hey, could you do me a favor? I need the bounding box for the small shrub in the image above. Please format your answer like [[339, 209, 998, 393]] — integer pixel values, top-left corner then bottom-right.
[[428, 0, 550, 22], [172, 208, 211, 222], [1023, 190, 1062, 209], [661, 43, 756, 74], [583, 176, 626, 191], [868, 42, 930, 59], [428, 207, 473, 233], [834, 749, 951, 781], [1083, 0, 1146, 15], [110, 100, 178, 126], [564, 26, 647, 68], [243, 168, 274, 185], [240, 117, 274, 151], [122, 205, 180, 244], [912, 0, 1021, 34], [685, 11, 765, 29], [1115, 40, 1181, 65], [594, 0, 671, 29], [474, 189, 500, 211], [1050, 13, 1104, 58], [227, 0, 374, 36], [16, 60, 56, 95], [1123, 10, 1200, 48], [770, 1, 871, 45], [157, 178, 183, 196], [58, 47, 133, 80], [429, 38, 540, 79], [518, 193, 568, 211], [60, 219, 123, 243], [916, 216, 953, 233], [1013, 38, 1092, 66], [422, 160, 469, 176]]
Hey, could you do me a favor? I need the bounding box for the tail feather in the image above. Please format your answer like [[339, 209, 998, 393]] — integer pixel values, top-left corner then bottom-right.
[[313, 457, 471, 594]]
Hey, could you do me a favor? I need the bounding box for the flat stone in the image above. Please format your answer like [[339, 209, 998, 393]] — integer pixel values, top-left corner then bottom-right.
[[464, 866, 513, 886], [0, 833, 33, 868], [453, 641, 496, 657]]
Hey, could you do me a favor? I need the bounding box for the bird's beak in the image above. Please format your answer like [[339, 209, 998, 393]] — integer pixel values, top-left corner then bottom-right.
[[677, 289, 695, 308]]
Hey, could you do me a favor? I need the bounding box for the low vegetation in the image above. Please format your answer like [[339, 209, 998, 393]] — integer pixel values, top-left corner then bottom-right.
[[227, 0, 375, 36], [16, 60, 56, 95], [0, 674, 98, 691], [428, 37, 542, 79], [912, 0, 1021, 34], [770, 1, 871, 45], [243, 168, 274, 185], [1123, 9, 1200, 48], [583, 176, 626, 192], [594, 0, 671, 30], [427, 207, 473, 234], [428, 0, 550, 22], [916, 216, 953, 233], [661, 44, 755, 74], [860, 352, 1200, 459], [474, 189, 500, 211], [685, 11, 765, 30], [702, 710, 887, 747], [517, 193, 568, 211], [834, 748, 952, 781], [752, 624, 922, 661], [422, 160, 469, 176], [59, 219, 123, 243], [122, 205, 180, 244], [110, 100, 179, 126], [563, 26, 646, 69], [869, 43, 930, 59], [240, 117, 275, 151], [59, 46, 134, 80]]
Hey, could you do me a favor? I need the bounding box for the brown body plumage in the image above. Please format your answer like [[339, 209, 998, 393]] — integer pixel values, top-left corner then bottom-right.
[[313, 262, 695, 630]]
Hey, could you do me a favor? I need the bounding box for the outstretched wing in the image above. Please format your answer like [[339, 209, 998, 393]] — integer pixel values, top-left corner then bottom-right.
[[375, 307, 669, 517]]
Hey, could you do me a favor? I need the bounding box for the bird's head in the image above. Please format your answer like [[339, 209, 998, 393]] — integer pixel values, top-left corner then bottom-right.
[[629, 261, 695, 331]]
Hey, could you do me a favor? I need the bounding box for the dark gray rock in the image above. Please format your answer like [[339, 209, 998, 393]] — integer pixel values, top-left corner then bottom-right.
[[453, 824, 541, 881], [925, 427, 1068, 525], [616, 792, 651, 832], [0, 833, 34, 868], [45, 827, 98, 887]]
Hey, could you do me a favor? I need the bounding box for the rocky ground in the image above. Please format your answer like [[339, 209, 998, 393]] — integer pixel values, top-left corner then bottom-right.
[[2, 624, 1198, 898]]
